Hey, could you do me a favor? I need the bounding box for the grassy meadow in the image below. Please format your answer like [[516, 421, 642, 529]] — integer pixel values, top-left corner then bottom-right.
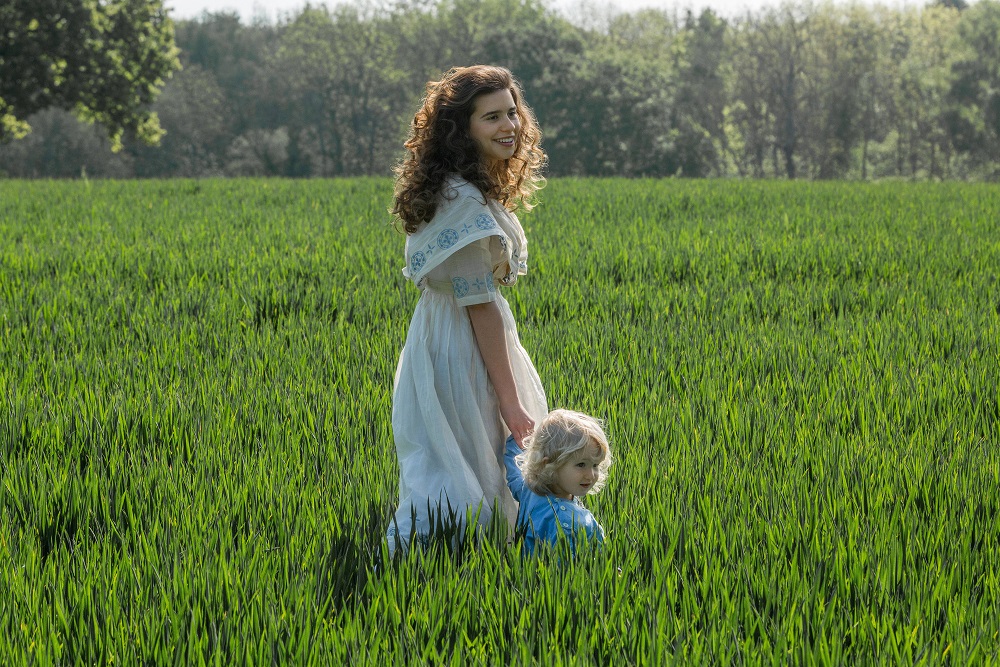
[[1, 178, 998, 665]]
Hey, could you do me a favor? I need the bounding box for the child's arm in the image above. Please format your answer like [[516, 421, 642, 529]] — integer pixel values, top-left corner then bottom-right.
[[503, 435, 527, 502], [467, 301, 534, 445]]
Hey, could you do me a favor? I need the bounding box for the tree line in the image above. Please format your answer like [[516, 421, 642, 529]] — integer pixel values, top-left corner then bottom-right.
[[2, 0, 999, 180]]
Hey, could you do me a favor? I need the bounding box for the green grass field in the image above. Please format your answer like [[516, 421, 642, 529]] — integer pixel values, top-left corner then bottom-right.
[[1, 178, 998, 665]]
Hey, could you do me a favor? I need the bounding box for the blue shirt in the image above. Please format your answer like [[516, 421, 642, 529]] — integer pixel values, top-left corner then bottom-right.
[[504, 436, 605, 555]]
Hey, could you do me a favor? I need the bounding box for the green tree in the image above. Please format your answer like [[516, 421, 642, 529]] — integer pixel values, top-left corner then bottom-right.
[[272, 4, 408, 177], [758, 5, 811, 179], [537, 9, 680, 176], [947, 0, 1000, 176], [799, 5, 879, 179], [890, 6, 961, 179], [548, 45, 676, 176], [854, 6, 900, 180], [726, 18, 771, 177], [727, 5, 817, 179], [0, 0, 181, 149], [173, 12, 279, 136], [728, 7, 812, 179], [128, 64, 228, 176], [671, 9, 729, 177], [0, 108, 131, 177]]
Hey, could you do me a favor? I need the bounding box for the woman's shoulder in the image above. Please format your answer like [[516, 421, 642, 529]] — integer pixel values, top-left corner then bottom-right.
[[440, 174, 488, 205], [429, 176, 495, 229]]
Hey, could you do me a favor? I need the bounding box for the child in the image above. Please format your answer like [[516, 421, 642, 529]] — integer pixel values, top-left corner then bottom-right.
[[505, 409, 612, 555], [386, 66, 549, 554]]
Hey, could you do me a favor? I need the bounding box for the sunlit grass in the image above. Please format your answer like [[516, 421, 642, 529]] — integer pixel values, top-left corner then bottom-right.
[[1, 178, 998, 665]]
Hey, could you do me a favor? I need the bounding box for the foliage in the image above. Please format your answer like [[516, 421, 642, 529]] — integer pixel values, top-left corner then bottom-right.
[[272, 4, 408, 176], [0, 108, 131, 178], [128, 64, 229, 176], [947, 0, 1000, 176], [2, 0, 1000, 179], [891, 5, 963, 179], [672, 9, 729, 177], [1, 178, 999, 663], [800, 5, 879, 179], [0, 0, 181, 150]]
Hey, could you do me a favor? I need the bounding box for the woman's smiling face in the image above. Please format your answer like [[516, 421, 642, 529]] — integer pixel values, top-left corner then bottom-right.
[[468, 88, 520, 164]]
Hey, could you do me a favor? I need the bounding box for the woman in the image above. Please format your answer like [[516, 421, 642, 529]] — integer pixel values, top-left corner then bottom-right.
[[386, 65, 548, 553]]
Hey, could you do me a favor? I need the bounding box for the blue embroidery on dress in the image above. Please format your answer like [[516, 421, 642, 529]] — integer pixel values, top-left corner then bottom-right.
[[424, 241, 436, 257], [410, 251, 426, 273], [452, 277, 470, 298], [486, 273, 495, 292], [437, 228, 459, 249], [461, 223, 474, 235], [472, 276, 486, 291], [475, 213, 496, 230]]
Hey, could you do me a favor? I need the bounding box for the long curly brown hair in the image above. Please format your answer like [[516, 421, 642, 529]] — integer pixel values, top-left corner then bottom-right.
[[392, 65, 546, 234]]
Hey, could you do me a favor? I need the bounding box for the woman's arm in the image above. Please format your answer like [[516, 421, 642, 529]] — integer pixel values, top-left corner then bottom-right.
[[467, 301, 534, 445]]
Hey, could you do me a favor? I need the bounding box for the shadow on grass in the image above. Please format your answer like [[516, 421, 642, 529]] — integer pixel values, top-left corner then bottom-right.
[[313, 501, 388, 612], [314, 499, 520, 614]]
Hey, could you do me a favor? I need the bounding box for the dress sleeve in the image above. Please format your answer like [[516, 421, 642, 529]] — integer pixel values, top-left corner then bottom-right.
[[440, 237, 498, 307]]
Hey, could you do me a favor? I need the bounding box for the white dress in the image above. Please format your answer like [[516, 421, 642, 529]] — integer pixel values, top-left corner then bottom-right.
[[387, 176, 548, 553]]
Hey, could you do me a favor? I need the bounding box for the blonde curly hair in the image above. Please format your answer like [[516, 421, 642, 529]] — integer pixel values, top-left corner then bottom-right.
[[515, 409, 612, 496], [392, 65, 546, 234]]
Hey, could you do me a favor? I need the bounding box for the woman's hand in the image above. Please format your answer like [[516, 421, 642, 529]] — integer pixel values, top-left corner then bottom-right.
[[501, 399, 534, 448]]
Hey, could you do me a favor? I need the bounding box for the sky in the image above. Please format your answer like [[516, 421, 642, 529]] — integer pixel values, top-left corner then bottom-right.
[[164, 0, 822, 23]]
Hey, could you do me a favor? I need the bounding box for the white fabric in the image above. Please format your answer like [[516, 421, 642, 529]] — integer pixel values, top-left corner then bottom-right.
[[388, 177, 547, 553], [402, 176, 527, 289]]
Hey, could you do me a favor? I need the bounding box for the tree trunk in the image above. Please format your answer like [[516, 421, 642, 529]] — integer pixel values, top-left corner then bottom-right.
[[896, 131, 903, 177], [783, 143, 796, 179], [782, 62, 797, 179], [861, 134, 868, 180]]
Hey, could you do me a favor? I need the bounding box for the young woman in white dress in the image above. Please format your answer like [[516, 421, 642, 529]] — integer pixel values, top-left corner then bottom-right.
[[386, 65, 548, 553]]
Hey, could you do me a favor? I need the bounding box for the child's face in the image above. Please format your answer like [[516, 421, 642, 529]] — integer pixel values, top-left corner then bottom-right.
[[549, 442, 604, 500], [468, 88, 520, 165]]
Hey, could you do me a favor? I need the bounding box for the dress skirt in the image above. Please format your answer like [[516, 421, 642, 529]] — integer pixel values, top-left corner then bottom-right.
[[387, 287, 547, 552]]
